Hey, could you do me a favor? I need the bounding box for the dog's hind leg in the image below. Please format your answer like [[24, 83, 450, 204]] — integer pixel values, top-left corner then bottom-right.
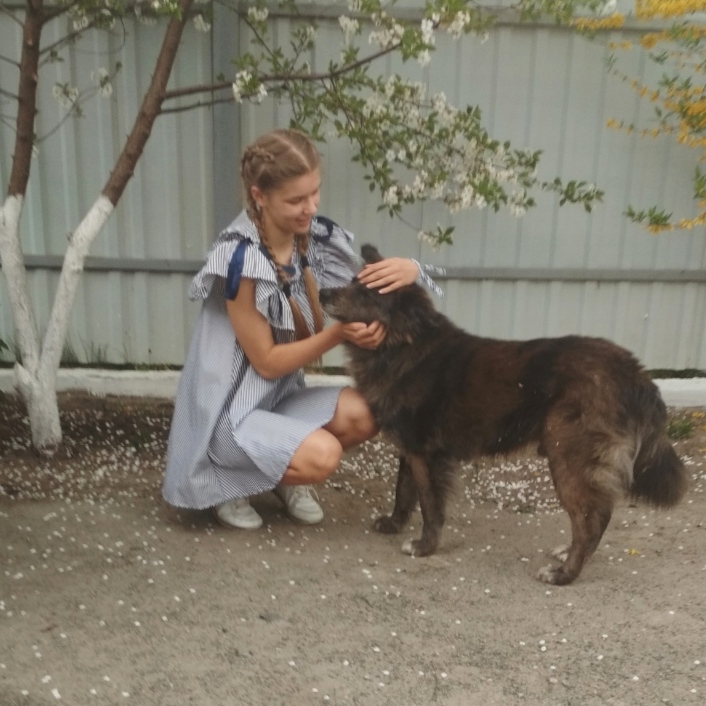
[[374, 456, 417, 534], [538, 461, 614, 585], [400, 453, 453, 557]]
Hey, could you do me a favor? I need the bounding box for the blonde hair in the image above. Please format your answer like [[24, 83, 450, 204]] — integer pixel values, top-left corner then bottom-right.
[[240, 129, 324, 341]]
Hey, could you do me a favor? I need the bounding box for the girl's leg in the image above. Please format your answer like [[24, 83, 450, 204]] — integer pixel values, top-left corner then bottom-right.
[[322, 387, 378, 449], [276, 388, 378, 524], [279, 427, 343, 485], [279, 387, 377, 485]]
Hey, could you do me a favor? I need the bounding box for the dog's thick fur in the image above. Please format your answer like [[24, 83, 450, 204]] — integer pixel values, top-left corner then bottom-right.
[[320, 245, 688, 585]]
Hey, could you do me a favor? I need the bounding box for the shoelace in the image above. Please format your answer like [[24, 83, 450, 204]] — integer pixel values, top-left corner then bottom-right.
[[291, 486, 319, 502]]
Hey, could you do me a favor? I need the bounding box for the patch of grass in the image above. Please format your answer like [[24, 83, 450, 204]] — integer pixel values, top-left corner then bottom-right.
[[82, 341, 110, 366], [667, 416, 695, 440], [649, 368, 706, 379], [61, 339, 81, 366]]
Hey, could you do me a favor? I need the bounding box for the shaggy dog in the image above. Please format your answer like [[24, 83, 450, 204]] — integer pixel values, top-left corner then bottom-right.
[[319, 245, 688, 585]]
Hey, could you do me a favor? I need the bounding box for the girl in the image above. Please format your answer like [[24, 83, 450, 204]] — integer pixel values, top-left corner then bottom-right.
[[163, 128, 440, 529]]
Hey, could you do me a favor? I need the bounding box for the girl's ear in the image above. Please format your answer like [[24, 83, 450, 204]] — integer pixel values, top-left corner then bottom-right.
[[251, 185, 265, 211]]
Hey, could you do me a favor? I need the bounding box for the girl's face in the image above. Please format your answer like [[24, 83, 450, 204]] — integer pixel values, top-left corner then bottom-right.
[[253, 168, 321, 240]]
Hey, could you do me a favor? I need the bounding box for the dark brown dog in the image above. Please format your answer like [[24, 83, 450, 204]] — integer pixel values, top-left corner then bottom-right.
[[319, 244, 688, 585]]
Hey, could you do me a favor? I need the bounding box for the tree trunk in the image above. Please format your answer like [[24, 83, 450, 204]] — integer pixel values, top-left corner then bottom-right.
[[19, 196, 114, 453], [2, 0, 193, 454]]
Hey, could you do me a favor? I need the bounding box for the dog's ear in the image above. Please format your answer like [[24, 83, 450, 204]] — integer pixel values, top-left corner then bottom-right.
[[361, 244, 383, 264]]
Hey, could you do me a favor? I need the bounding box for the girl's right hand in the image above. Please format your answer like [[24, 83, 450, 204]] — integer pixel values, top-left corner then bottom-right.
[[339, 321, 386, 349]]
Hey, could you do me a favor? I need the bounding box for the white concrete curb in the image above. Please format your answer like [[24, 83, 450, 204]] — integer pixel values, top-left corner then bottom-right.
[[0, 368, 348, 399], [2, 368, 706, 408]]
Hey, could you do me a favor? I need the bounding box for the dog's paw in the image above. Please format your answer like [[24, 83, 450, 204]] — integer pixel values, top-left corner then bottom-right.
[[537, 564, 576, 586], [550, 544, 569, 562], [401, 538, 417, 555], [374, 516, 401, 535], [401, 538, 436, 557]]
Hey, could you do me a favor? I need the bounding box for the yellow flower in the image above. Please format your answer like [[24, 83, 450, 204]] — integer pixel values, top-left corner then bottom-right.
[[571, 14, 625, 31]]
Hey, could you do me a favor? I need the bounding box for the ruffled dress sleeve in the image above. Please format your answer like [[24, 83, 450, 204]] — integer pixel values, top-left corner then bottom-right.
[[188, 211, 297, 332], [308, 215, 444, 296], [307, 215, 360, 289], [410, 260, 445, 297]]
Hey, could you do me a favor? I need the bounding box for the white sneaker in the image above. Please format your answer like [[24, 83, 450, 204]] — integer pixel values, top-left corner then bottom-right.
[[274, 485, 324, 525], [214, 497, 263, 530]]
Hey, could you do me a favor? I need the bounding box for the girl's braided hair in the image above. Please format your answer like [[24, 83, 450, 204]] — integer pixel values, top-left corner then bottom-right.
[[240, 129, 324, 342]]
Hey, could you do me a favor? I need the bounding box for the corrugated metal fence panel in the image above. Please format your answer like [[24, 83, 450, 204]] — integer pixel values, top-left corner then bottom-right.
[[0, 15, 213, 365], [3, 7, 706, 369], [235, 12, 706, 369]]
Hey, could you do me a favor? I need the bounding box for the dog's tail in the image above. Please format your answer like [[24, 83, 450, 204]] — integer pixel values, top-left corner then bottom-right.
[[630, 423, 688, 508]]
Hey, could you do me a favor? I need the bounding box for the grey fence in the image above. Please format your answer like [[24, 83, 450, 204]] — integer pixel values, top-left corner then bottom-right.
[[1, 4, 704, 369]]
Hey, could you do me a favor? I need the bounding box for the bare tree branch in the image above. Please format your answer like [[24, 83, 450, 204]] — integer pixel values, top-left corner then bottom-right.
[[102, 0, 195, 205], [160, 95, 234, 115], [162, 42, 400, 103], [0, 1, 25, 27], [8, 0, 43, 197], [0, 53, 22, 68], [39, 2, 136, 61], [1, 86, 20, 100]]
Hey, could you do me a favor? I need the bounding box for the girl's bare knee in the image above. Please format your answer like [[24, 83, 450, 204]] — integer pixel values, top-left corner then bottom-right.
[[313, 437, 343, 481], [291, 431, 342, 484], [329, 388, 378, 446], [354, 406, 378, 441]]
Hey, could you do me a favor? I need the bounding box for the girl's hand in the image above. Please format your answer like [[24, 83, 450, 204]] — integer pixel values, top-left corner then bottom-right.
[[356, 257, 418, 294], [340, 321, 386, 349]]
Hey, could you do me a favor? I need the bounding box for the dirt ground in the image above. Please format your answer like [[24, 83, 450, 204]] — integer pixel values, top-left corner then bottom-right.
[[1, 391, 705, 706]]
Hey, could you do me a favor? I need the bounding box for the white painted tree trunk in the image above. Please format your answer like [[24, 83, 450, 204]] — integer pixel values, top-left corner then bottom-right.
[[0, 194, 114, 454]]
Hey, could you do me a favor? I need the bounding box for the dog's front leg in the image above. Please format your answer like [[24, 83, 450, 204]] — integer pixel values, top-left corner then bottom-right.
[[374, 455, 417, 534], [401, 453, 444, 557]]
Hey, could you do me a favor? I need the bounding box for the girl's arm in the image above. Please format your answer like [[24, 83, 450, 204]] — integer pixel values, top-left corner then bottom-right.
[[227, 278, 383, 380]]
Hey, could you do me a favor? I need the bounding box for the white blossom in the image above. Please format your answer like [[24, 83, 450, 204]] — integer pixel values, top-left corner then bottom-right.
[[418, 230, 441, 249], [73, 13, 89, 30], [134, 7, 157, 25], [383, 186, 399, 207], [368, 22, 404, 50], [411, 172, 428, 197], [193, 14, 211, 32], [430, 182, 444, 199], [52, 83, 79, 109], [91, 68, 113, 98], [460, 184, 475, 209], [418, 50, 431, 68], [339, 16, 359, 45], [510, 202, 527, 218], [448, 11, 470, 39], [248, 7, 269, 22], [420, 18, 435, 46], [362, 93, 385, 117]]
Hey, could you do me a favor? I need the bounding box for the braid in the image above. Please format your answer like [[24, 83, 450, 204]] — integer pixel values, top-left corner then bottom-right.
[[239, 129, 323, 344], [295, 232, 324, 335], [258, 225, 312, 341]]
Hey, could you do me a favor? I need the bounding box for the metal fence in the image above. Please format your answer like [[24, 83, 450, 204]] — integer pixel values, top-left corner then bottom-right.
[[1, 5, 705, 369]]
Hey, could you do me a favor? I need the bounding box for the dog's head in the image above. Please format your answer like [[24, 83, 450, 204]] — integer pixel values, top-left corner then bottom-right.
[[319, 244, 436, 347]]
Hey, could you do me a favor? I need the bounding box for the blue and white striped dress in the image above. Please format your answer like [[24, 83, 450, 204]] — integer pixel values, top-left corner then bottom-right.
[[162, 210, 441, 510]]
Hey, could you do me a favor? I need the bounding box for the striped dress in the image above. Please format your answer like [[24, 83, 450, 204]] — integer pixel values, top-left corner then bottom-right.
[[162, 210, 441, 510]]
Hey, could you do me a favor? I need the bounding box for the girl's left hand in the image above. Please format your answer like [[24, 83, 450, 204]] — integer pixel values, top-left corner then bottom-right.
[[356, 257, 418, 294]]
